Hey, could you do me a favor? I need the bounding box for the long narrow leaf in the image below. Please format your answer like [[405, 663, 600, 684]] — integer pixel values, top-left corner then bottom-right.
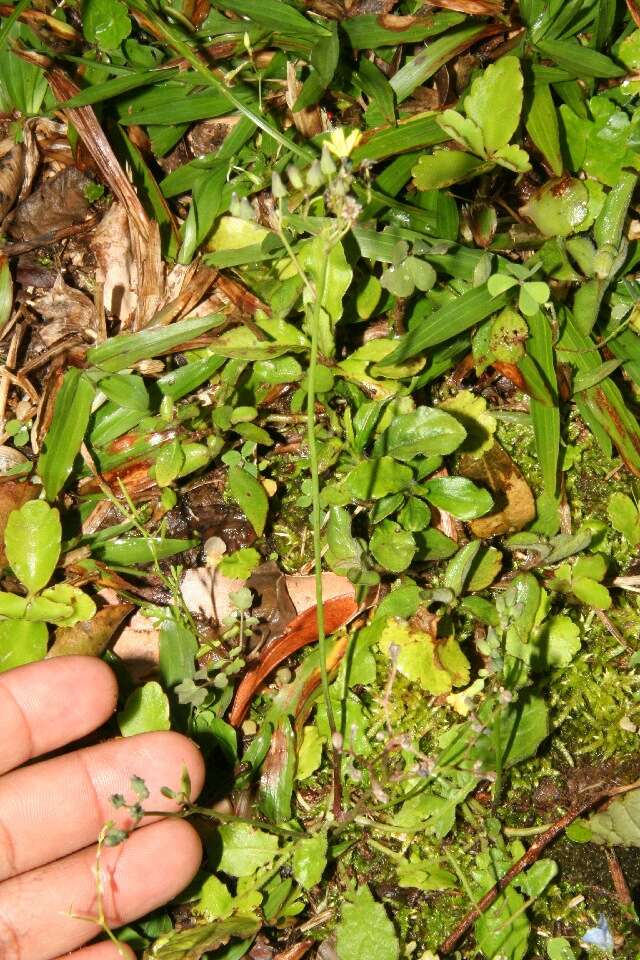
[[526, 310, 561, 534], [559, 312, 640, 475], [87, 315, 225, 372], [38, 369, 95, 501], [390, 24, 495, 102], [382, 285, 508, 364]]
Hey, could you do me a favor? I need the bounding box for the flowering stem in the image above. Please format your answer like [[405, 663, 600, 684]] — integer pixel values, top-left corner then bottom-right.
[[307, 248, 336, 739]]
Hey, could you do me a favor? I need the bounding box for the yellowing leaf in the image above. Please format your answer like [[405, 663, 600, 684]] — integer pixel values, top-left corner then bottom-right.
[[459, 442, 535, 537], [379, 617, 470, 694], [0, 620, 48, 673], [440, 391, 496, 458]]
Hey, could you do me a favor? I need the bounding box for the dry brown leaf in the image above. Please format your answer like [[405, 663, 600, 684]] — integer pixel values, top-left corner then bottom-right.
[[248, 561, 297, 644], [91, 202, 138, 326], [285, 573, 356, 613], [136, 219, 164, 329], [112, 609, 161, 680], [30, 275, 95, 345], [49, 602, 133, 657], [47, 69, 149, 239], [419, 0, 502, 13], [0, 140, 24, 222], [286, 61, 324, 139], [274, 942, 314, 960], [459, 441, 535, 537], [8, 167, 91, 241], [345, 0, 396, 14], [229, 594, 359, 726], [627, 0, 640, 28], [181, 566, 246, 624]]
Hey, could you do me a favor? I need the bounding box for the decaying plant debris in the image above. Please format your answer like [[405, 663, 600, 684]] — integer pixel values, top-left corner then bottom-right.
[[3, 0, 640, 957]]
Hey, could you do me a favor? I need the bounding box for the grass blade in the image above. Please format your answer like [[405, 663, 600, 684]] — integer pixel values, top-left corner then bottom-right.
[[38, 369, 95, 501], [382, 284, 508, 364], [526, 310, 561, 534], [87, 314, 225, 372]]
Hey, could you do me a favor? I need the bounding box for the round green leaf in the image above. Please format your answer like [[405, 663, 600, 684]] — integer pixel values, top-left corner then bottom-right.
[[39, 584, 97, 627], [405, 257, 436, 292], [375, 406, 466, 462], [370, 520, 416, 572], [487, 274, 518, 297], [5, 500, 61, 594], [343, 457, 412, 501], [397, 496, 431, 532], [423, 476, 493, 520]]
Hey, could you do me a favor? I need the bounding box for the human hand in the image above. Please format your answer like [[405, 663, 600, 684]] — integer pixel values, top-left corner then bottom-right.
[[0, 656, 205, 960]]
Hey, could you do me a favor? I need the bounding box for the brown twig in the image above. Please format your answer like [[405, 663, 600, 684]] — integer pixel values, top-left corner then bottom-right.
[[604, 848, 634, 908], [438, 779, 640, 955]]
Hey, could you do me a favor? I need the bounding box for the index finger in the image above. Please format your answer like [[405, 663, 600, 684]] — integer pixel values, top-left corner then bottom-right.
[[0, 657, 118, 774]]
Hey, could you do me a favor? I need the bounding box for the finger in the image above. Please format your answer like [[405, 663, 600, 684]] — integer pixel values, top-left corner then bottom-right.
[[0, 657, 117, 775], [0, 818, 202, 960], [57, 941, 136, 960], [0, 731, 205, 880]]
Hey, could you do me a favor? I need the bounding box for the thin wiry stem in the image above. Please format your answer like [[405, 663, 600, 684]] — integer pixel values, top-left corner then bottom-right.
[[306, 250, 335, 738]]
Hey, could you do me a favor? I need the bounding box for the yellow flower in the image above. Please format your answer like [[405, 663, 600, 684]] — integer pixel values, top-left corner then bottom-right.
[[325, 127, 362, 159]]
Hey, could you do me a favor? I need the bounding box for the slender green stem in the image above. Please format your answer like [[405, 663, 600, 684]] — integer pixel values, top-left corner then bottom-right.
[[307, 250, 336, 737], [444, 849, 479, 913], [504, 823, 553, 838], [493, 700, 504, 805], [126, 0, 314, 162]]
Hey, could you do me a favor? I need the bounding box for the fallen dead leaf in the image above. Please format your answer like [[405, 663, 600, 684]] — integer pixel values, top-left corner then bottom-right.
[[112, 568, 358, 686], [286, 61, 324, 139], [459, 440, 535, 537], [416, 0, 502, 12], [181, 566, 245, 624], [229, 594, 360, 727], [274, 941, 314, 960], [112, 609, 161, 681], [49, 602, 133, 657], [8, 167, 91, 241], [627, 0, 640, 28], [248, 561, 297, 644], [91, 202, 138, 327], [285, 573, 356, 613], [0, 140, 24, 222], [30, 275, 96, 346]]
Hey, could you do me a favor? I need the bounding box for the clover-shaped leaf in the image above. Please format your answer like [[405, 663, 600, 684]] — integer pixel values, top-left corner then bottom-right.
[[487, 274, 518, 298], [518, 281, 550, 316]]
